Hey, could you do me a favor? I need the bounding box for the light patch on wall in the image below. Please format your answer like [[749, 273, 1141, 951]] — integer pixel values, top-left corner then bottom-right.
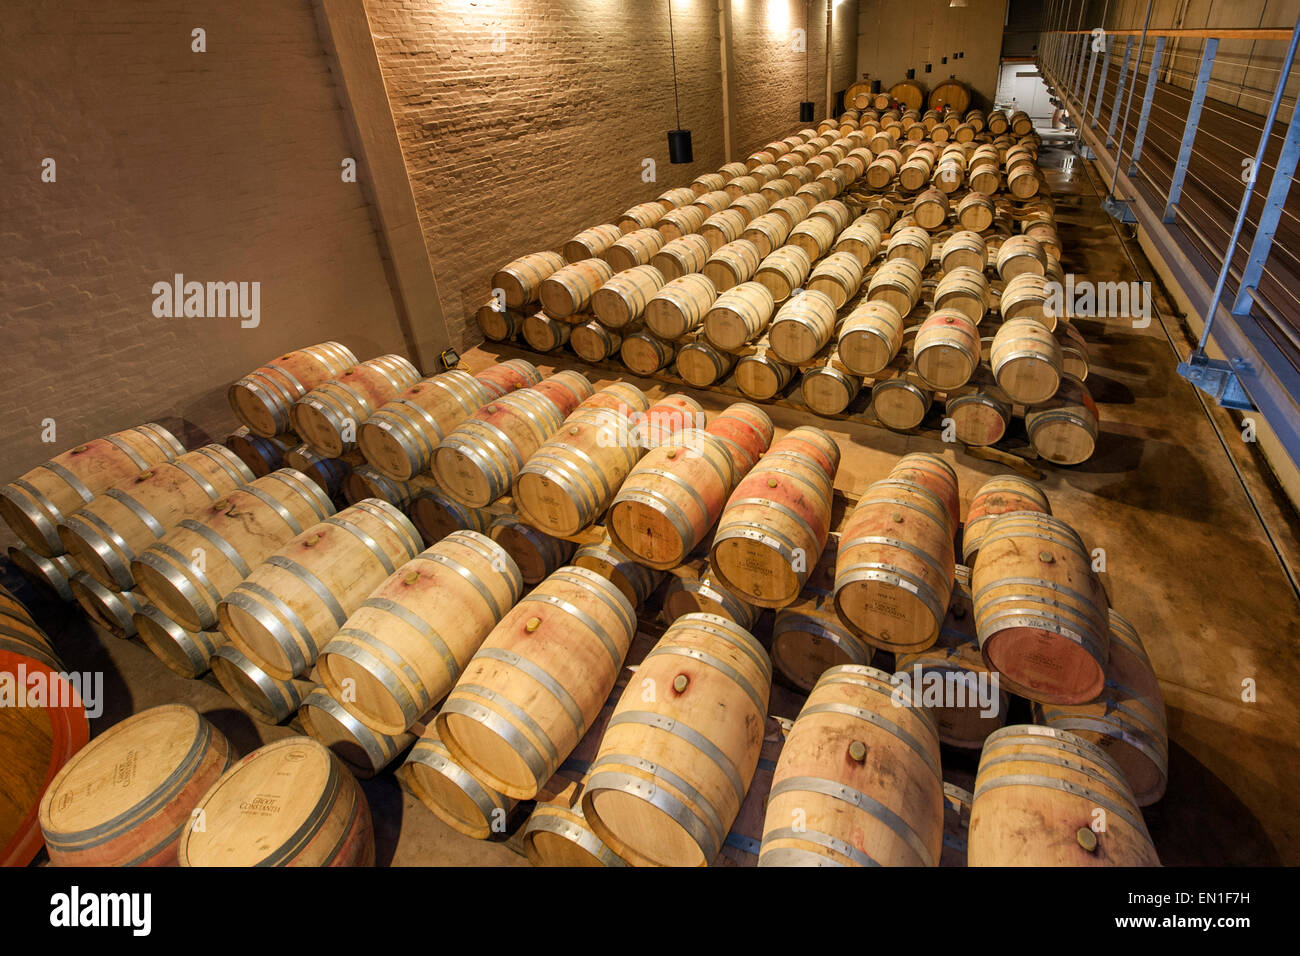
[[769, 0, 791, 34]]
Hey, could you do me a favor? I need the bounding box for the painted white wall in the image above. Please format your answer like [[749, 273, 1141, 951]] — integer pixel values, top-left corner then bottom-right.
[[994, 61, 1054, 121]]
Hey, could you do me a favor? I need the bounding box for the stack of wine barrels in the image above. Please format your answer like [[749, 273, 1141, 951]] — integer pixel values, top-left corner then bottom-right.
[[474, 104, 1098, 467]]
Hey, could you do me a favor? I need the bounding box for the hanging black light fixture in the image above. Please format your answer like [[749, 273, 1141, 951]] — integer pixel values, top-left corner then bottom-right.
[[666, 0, 692, 164], [799, 0, 815, 122]]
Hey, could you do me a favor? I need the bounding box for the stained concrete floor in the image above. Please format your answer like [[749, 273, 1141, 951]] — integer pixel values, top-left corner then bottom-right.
[[7, 146, 1300, 867]]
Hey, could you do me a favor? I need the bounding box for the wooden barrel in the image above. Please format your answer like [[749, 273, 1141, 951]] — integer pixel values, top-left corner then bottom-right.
[[229, 343, 358, 438], [69, 573, 145, 637], [934, 266, 990, 324], [563, 225, 622, 264], [838, 300, 903, 376], [885, 225, 932, 270], [657, 205, 709, 242], [618, 201, 666, 233], [437, 566, 637, 798], [759, 664, 943, 866], [961, 474, 1051, 563], [691, 174, 727, 195], [651, 233, 711, 279], [539, 258, 615, 318], [691, 189, 732, 216], [1007, 163, 1041, 199], [711, 427, 839, 608], [340, 464, 431, 511], [940, 782, 973, 866], [178, 736, 374, 867], [968, 725, 1160, 866], [742, 212, 793, 257], [582, 613, 771, 866], [787, 216, 836, 263], [358, 369, 490, 482], [913, 188, 950, 230], [1056, 323, 1090, 381], [755, 245, 813, 304], [474, 358, 544, 400], [1036, 610, 1167, 805], [986, 110, 1009, 135], [291, 355, 421, 458], [39, 705, 231, 867], [209, 645, 310, 723], [130, 468, 335, 632], [590, 264, 665, 329], [700, 208, 748, 251], [663, 569, 760, 630], [1026, 375, 1099, 466], [871, 367, 932, 431], [640, 394, 704, 448], [225, 427, 294, 478], [676, 339, 737, 386], [644, 273, 717, 340], [866, 259, 922, 316], [134, 605, 228, 678], [7, 547, 76, 602], [807, 199, 852, 233], [703, 282, 775, 351], [835, 476, 955, 653], [399, 727, 517, 839], [515, 404, 644, 537], [833, 219, 883, 266], [946, 381, 1014, 447], [928, 80, 970, 114], [995, 235, 1046, 281], [735, 340, 796, 399], [407, 489, 490, 546], [433, 388, 566, 508], [520, 314, 568, 354], [59, 446, 254, 590], [913, 310, 980, 390], [299, 690, 414, 780], [604, 228, 667, 272], [991, 318, 1063, 404], [941, 230, 988, 273], [1000, 273, 1055, 328], [315, 530, 521, 735], [702, 239, 762, 291], [898, 147, 936, 192], [895, 566, 1009, 747], [573, 536, 664, 609], [476, 302, 525, 342], [769, 196, 810, 229], [493, 251, 568, 305], [283, 444, 351, 497], [1, 424, 185, 557], [973, 512, 1109, 704], [620, 332, 676, 375], [759, 177, 797, 203], [806, 251, 865, 310], [523, 782, 627, 867], [218, 499, 423, 679], [866, 152, 900, 189], [564, 322, 617, 364], [768, 291, 836, 364], [606, 429, 735, 570], [704, 402, 774, 475], [888, 452, 960, 530], [801, 357, 862, 415]]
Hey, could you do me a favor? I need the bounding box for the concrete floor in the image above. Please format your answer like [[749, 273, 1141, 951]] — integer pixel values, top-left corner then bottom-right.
[[7, 146, 1300, 866]]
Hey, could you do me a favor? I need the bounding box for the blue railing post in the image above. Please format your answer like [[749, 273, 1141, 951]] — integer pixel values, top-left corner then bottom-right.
[[1107, 36, 1135, 144], [1163, 39, 1218, 223], [1082, 37, 1102, 121], [1091, 34, 1111, 127], [1129, 35, 1165, 174]]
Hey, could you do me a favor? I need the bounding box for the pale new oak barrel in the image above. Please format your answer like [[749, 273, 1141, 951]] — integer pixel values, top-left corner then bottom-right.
[[134, 605, 228, 678], [590, 265, 665, 329], [317, 530, 523, 735], [399, 726, 517, 839], [299, 690, 415, 779], [703, 282, 775, 350], [895, 565, 1010, 748], [758, 665, 943, 866], [218, 499, 423, 679], [662, 569, 760, 630], [131, 469, 336, 632], [69, 573, 145, 638], [991, 318, 1063, 405], [1026, 374, 1099, 466], [178, 736, 375, 866], [539, 258, 614, 318], [209, 645, 310, 723], [562, 226, 622, 265], [754, 245, 812, 303], [39, 705, 231, 867], [644, 273, 718, 340], [768, 290, 836, 364], [604, 229, 666, 272], [968, 725, 1160, 866], [493, 251, 567, 307], [1, 424, 184, 557], [358, 369, 491, 482], [710, 426, 839, 608], [290, 355, 421, 458], [436, 566, 636, 798], [838, 300, 904, 376], [620, 333, 675, 375], [570, 320, 623, 362], [912, 311, 980, 390], [433, 388, 566, 508], [229, 343, 357, 438], [973, 512, 1110, 704], [523, 781, 628, 867], [573, 535, 664, 608], [1036, 610, 1168, 805], [676, 339, 736, 386], [488, 513, 574, 585], [940, 230, 988, 272], [58, 445, 253, 591], [521, 313, 570, 353], [801, 359, 862, 415], [582, 614, 772, 866], [606, 429, 736, 570]]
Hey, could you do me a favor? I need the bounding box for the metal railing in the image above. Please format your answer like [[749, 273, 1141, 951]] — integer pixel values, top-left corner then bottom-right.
[[1036, 6, 1300, 473]]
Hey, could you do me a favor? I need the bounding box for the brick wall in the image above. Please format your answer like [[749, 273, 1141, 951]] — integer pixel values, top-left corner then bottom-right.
[[1, 0, 407, 548], [365, 0, 860, 351]]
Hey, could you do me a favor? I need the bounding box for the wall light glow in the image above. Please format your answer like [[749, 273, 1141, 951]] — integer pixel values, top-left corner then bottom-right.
[[768, 0, 791, 33]]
